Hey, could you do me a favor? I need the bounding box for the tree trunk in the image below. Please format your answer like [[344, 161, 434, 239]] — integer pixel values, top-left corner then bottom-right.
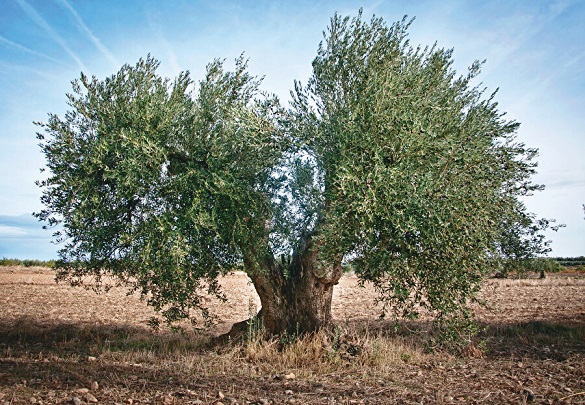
[[238, 233, 344, 336]]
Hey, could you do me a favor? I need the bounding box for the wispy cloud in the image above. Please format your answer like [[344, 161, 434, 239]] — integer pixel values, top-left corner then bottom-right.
[[533, 166, 585, 194], [155, 31, 181, 75], [0, 215, 56, 258], [545, 178, 585, 191], [0, 60, 62, 80], [509, 49, 585, 113], [15, 0, 87, 71], [55, 0, 120, 69], [0, 35, 69, 66], [145, 8, 181, 75], [0, 225, 28, 237], [564, 50, 585, 69], [0, 214, 45, 239], [466, 3, 571, 78]]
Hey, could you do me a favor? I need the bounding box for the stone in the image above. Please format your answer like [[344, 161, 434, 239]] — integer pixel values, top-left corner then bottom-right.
[[91, 381, 99, 391], [86, 393, 98, 403], [284, 373, 296, 380]]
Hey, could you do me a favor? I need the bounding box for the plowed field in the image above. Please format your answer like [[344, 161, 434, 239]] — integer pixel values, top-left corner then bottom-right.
[[1, 267, 583, 404]]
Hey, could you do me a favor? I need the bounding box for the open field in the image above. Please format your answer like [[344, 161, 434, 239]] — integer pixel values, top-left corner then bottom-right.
[[0, 267, 584, 404]]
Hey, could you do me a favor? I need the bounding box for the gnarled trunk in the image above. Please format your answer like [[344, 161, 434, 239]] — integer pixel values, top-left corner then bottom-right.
[[239, 233, 343, 336]]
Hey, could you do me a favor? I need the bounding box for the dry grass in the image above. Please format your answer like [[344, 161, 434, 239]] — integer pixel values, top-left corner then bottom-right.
[[0, 266, 584, 404]]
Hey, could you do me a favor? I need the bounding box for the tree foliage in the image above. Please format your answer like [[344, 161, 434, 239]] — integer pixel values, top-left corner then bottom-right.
[[36, 12, 554, 332], [36, 55, 286, 324]]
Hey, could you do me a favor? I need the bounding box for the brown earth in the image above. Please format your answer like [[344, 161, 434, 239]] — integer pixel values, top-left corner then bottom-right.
[[0, 266, 584, 404]]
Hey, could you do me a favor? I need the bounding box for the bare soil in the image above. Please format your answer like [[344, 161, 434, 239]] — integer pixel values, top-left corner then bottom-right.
[[0, 267, 584, 404]]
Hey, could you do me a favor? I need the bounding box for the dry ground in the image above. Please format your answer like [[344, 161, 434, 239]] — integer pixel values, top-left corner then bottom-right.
[[0, 267, 584, 404]]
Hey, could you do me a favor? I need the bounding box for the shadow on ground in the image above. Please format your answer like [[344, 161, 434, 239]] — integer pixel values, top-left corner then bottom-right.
[[1, 316, 584, 404]]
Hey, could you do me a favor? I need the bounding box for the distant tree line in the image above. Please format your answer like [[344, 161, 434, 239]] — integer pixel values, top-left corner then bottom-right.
[[495, 256, 585, 279], [2, 256, 583, 277], [0, 258, 56, 268], [553, 257, 585, 267]]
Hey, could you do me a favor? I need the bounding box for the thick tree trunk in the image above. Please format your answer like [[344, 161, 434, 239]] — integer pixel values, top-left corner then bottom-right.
[[240, 233, 344, 336]]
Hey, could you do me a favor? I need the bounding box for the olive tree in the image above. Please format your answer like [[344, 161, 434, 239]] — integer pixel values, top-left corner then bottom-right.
[[36, 13, 552, 335]]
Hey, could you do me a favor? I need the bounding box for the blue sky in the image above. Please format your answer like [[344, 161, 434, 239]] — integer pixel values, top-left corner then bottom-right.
[[0, 0, 583, 259]]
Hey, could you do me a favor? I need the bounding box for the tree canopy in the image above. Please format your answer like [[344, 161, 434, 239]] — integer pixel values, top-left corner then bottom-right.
[[36, 12, 554, 334]]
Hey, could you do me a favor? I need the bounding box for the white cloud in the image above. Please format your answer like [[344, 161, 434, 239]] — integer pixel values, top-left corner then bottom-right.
[[0, 60, 62, 81], [15, 0, 87, 71], [0, 225, 28, 237], [144, 8, 181, 77], [0, 35, 68, 66], [55, 0, 120, 69]]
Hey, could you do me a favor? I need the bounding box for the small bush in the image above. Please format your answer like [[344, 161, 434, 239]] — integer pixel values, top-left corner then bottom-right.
[[572, 264, 585, 272]]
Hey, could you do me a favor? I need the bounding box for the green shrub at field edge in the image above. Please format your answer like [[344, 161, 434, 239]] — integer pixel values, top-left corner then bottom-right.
[[0, 257, 56, 268]]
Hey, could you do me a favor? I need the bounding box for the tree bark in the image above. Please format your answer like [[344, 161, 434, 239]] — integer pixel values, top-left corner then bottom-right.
[[239, 232, 344, 336]]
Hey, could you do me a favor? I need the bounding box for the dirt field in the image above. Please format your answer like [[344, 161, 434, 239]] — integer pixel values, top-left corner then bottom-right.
[[0, 266, 584, 404]]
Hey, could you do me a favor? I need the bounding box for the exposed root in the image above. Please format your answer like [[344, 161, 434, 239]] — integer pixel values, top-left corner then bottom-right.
[[215, 318, 251, 344]]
